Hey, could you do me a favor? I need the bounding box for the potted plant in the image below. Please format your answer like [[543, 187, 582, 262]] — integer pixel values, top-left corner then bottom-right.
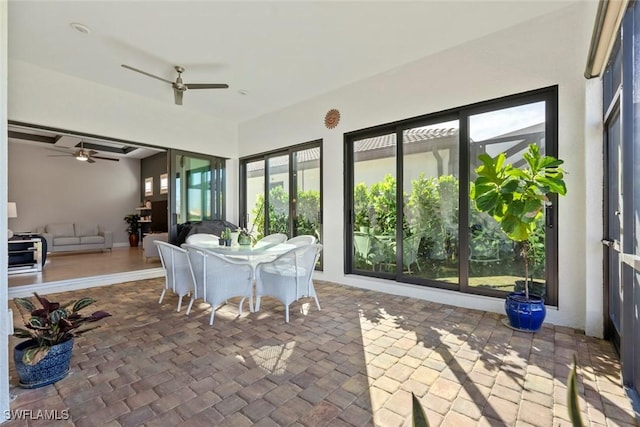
[[12, 293, 111, 388], [470, 144, 566, 332], [237, 227, 252, 246], [124, 213, 141, 247], [221, 228, 232, 246]]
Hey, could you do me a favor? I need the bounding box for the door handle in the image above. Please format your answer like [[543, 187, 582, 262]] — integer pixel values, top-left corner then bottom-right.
[[602, 239, 621, 251]]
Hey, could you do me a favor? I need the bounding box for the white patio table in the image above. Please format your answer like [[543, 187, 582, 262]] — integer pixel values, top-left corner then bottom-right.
[[187, 240, 296, 278]]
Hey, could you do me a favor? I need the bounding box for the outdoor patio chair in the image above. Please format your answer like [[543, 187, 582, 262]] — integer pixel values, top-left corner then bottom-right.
[[286, 235, 317, 247], [155, 241, 196, 312], [256, 233, 288, 245], [402, 233, 422, 273], [255, 243, 322, 323], [183, 244, 254, 326], [354, 232, 394, 271], [185, 233, 219, 247]]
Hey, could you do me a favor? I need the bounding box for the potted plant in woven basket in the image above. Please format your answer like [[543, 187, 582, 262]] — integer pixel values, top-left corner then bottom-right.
[[12, 293, 111, 388]]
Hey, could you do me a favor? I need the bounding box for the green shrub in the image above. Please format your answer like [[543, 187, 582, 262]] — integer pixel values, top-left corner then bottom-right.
[[251, 187, 320, 239]]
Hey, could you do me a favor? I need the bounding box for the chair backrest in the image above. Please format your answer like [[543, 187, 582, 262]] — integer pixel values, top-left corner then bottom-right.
[[286, 235, 317, 247], [184, 244, 253, 304], [353, 232, 372, 259], [186, 233, 219, 246], [257, 233, 288, 245], [402, 234, 421, 267], [183, 244, 206, 300], [263, 244, 322, 297], [155, 241, 194, 296]]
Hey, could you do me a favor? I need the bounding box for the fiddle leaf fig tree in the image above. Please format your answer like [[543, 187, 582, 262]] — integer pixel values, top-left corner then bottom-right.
[[470, 144, 567, 299]]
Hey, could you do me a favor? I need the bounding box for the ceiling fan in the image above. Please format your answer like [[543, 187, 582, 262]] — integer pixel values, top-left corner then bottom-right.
[[48, 141, 120, 164], [121, 64, 229, 105]]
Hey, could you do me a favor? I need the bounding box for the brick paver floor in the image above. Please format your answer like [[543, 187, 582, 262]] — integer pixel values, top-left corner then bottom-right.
[[5, 279, 639, 426]]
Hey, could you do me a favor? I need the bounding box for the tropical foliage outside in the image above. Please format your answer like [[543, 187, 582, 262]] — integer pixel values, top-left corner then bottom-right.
[[351, 173, 546, 291], [251, 187, 320, 240]]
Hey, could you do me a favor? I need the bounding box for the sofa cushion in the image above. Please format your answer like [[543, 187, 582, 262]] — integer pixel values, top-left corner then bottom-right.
[[53, 237, 80, 246], [80, 236, 104, 245], [75, 223, 99, 237], [46, 223, 75, 238]]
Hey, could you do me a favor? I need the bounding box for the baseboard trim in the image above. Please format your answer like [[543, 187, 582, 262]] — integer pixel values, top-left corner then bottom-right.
[[8, 268, 165, 298]]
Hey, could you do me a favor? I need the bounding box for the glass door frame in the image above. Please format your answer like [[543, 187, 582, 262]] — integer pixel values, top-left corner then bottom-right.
[[168, 148, 227, 242]]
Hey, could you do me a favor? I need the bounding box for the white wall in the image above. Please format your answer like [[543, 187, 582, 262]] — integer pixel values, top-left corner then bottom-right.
[[239, 4, 597, 331], [8, 142, 141, 245]]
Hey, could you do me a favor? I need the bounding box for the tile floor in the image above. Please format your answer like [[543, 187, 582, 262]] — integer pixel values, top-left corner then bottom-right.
[[5, 278, 639, 426]]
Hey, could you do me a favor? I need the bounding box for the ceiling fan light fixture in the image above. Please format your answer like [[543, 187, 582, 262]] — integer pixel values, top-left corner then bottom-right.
[[76, 150, 89, 161]]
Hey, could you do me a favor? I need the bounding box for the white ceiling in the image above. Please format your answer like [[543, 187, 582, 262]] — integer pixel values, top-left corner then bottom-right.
[[8, 1, 579, 126]]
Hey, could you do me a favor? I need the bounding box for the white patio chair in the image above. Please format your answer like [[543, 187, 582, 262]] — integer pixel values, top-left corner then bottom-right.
[[155, 241, 195, 312], [286, 235, 317, 247], [183, 244, 254, 326], [182, 244, 206, 316], [255, 244, 322, 323], [256, 233, 288, 245], [185, 233, 219, 247]]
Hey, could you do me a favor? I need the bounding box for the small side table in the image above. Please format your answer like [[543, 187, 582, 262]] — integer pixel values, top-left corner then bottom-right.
[[8, 238, 43, 274]]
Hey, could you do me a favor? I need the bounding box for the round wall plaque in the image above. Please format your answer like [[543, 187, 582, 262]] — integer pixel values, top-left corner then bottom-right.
[[324, 109, 340, 129]]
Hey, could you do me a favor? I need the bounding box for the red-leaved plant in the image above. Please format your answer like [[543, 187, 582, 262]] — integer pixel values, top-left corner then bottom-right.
[[13, 293, 111, 365]]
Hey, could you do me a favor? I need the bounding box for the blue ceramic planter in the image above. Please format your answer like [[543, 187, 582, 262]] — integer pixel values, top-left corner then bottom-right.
[[504, 292, 546, 332], [14, 339, 74, 389]]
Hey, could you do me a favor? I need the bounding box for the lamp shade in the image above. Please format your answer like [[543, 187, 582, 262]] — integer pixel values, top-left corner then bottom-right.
[[7, 202, 17, 218]]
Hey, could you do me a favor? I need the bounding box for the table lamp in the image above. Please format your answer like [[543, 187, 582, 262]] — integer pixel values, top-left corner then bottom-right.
[[7, 202, 17, 239]]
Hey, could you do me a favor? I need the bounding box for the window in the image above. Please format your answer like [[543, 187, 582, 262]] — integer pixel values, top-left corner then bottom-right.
[[345, 86, 559, 304], [144, 177, 153, 196], [160, 173, 168, 194]]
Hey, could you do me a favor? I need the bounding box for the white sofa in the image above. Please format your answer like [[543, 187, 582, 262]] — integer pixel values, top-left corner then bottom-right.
[[36, 223, 113, 253]]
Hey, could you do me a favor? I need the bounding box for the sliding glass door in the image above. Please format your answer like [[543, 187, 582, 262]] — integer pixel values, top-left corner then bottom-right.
[[345, 87, 559, 303], [240, 141, 322, 265], [169, 150, 226, 241], [266, 154, 290, 236], [402, 121, 459, 283], [293, 146, 321, 240]]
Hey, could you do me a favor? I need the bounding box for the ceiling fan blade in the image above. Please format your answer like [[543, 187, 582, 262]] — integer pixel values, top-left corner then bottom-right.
[[87, 150, 98, 156], [87, 157, 96, 164], [121, 64, 173, 85], [185, 83, 229, 89], [174, 88, 184, 105], [47, 147, 73, 153], [92, 156, 120, 162]]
